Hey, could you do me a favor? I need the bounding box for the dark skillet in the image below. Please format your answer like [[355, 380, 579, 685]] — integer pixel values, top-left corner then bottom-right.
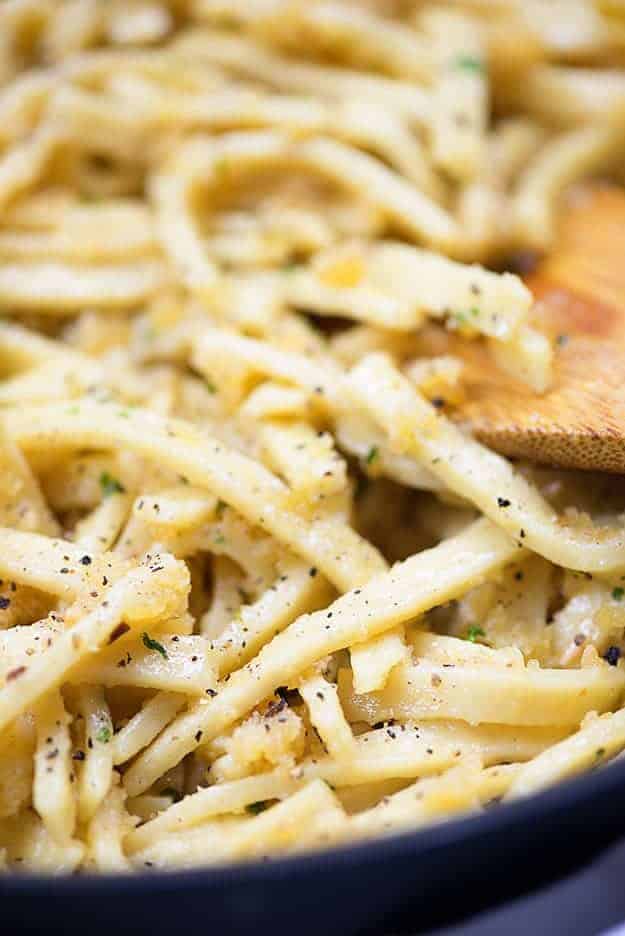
[[2, 755, 625, 936]]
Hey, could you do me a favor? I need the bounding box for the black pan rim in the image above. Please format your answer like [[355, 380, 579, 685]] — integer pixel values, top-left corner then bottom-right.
[[2, 749, 624, 895]]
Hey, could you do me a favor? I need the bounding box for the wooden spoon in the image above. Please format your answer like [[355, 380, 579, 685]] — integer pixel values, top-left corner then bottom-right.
[[452, 184, 625, 473]]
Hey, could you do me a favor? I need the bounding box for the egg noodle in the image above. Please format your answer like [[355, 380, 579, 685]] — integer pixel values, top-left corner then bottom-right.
[[2, 0, 625, 873]]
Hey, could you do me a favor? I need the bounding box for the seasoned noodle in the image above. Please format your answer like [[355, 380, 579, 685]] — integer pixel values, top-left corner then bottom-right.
[[0, 0, 625, 872]]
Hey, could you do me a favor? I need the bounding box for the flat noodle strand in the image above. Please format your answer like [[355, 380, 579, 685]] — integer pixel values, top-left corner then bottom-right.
[[0, 0, 624, 873]]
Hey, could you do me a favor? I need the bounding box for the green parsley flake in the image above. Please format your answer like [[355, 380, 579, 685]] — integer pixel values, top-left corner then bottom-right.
[[99, 472, 126, 498], [466, 625, 486, 643], [454, 55, 484, 74], [204, 377, 218, 394], [453, 308, 480, 328], [613, 587, 624, 602], [246, 801, 270, 815], [453, 311, 466, 326], [95, 725, 111, 744], [366, 445, 379, 466], [214, 532, 226, 545], [142, 631, 168, 659]]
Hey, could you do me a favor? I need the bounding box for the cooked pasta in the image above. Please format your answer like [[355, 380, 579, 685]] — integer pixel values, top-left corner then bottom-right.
[[1, 0, 625, 873]]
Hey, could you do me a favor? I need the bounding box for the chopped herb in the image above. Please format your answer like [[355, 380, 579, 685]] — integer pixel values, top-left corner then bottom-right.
[[246, 800, 270, 815], [204, 377, 218, 394], [466, 625, 486, 643], [454, 55, 484, 74], [469, 306, 480, 318], [100, 472, 125, 497], [95, 726, 111, 744], [281, 259, 299, 272], [365, 445, 379, 466], [613, 587, 624, 601], [142, 631, 168, 659], [214, 532, 226, 545]]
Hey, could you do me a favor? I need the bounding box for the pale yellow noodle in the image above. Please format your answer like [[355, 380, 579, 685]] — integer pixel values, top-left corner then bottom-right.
[[0, 0, 624, 874]]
